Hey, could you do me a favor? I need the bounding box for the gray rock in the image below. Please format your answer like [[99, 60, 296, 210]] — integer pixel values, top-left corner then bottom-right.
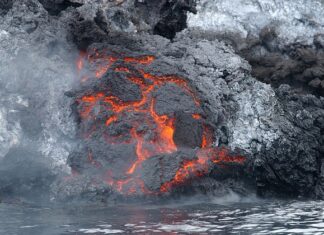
[[188, 0, 324, 95], [173, 111, 203, 148]]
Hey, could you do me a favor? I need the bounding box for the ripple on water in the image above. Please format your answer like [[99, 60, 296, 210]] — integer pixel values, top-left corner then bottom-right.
[[79, 228, 124, 234], [2, 200, 324, 234]]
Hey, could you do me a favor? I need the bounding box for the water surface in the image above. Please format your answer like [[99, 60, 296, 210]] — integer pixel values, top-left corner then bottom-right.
[[1, 198, 324, 234]]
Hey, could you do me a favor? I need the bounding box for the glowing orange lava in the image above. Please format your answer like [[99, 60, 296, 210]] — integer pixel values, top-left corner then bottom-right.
[[75, 50, 246, 195], [160, 148, 245, 192], [124, 55, 155, 64]]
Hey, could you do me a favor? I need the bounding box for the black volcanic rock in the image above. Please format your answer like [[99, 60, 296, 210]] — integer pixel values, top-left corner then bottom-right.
[[63, 30, 324, 199], [259, 85, 324, 197], [152, 0, 197, 39], [173, 111, 203, 148], [103, 71, 143, 102], [66, 39, 223, 196], [141, 150, 197, 191], [0, 0, 13, 16], [154, 84, 200, 115], [38, 0, 83, 15], [68, 0, 197, 48]]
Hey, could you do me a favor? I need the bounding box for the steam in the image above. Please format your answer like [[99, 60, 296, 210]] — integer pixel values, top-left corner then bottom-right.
[[0, 1, 81, 201], [0, 41, 76, 167]]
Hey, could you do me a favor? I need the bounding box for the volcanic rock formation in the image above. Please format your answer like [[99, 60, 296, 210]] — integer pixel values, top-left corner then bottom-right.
[[64, 40, 248, 197], [68, 0, 196, 49], [188, 0, 324, 198], [0, 0, 323, 202], [188, 0, 324, 96]]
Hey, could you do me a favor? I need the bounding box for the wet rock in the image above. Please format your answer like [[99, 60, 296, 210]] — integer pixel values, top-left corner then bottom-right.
[[187, 178, 250, 196], [51, 174, 113, 202]]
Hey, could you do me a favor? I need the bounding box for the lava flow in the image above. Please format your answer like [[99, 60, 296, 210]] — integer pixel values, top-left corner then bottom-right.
[[73, 49, 246, 196]]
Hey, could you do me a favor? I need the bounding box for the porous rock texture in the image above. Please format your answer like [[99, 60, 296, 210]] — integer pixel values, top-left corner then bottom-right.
[[188, 0, 324, 198], [67, 0, 196, 49], [188, 0, 324, 95], [58, 34, 252, 199], [0, 0, 323, 202], [57, 26, 324, 199], [0, 0, 78, 202]]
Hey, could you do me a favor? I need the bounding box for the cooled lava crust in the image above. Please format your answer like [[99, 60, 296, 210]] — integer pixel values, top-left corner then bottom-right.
[[67, 46, 246, 196]]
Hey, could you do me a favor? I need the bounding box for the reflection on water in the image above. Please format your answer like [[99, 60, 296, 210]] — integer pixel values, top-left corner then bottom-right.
[[1, 197, 324, 234]]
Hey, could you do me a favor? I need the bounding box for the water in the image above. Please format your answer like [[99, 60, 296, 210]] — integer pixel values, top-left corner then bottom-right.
[[1, 198, 324, 234]]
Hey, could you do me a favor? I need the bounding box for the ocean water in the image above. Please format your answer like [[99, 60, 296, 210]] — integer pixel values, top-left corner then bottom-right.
[[1, 198, 324, 234]]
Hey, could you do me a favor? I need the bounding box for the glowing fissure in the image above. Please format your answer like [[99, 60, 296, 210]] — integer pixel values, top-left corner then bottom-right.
[[160, 148, 246, 192], [75, 50, 245, 195]]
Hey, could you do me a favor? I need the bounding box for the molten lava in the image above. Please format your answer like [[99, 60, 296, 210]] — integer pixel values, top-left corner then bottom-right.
[[160, 148, 246, 192], [74, 49, 246, 195]]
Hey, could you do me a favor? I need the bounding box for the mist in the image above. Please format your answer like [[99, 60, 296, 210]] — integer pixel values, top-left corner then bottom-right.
[[0, 3, 80, 201]]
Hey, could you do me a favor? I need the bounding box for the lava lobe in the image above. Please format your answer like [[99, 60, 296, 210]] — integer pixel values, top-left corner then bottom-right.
[[68, 48, 246, 196]]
